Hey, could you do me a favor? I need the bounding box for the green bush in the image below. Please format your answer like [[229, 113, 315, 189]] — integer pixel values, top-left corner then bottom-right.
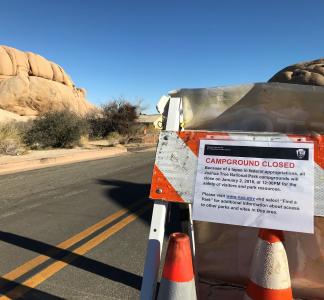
[[24, 110, 88, 148], [87, 99, 140, 139]]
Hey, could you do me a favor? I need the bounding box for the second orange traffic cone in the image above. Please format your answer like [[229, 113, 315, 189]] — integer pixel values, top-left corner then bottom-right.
[[157, 232, 197, 300], [244, 229, 293, 300]]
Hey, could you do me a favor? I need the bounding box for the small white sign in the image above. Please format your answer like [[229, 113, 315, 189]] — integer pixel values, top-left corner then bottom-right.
[[192, 139, 314, 233]]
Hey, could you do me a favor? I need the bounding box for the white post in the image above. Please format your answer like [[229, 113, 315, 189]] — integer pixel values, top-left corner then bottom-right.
[[188, 204, 196, 257], [140, 98, 181, 300], [165, 97, 181, 131], [140, 201, 167, 300]]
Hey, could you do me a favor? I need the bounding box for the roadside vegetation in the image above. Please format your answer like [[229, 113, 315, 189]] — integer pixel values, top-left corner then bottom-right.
[[24, 110, 88, 149], [87, 99, 141, 143], [0, 122, 24, 155], [0, 99, 153, 155]]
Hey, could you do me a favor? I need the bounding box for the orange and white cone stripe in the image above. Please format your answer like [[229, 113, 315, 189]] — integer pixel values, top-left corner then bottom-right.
[[157, 232, 197, 300], [244, 229, 292, 300]]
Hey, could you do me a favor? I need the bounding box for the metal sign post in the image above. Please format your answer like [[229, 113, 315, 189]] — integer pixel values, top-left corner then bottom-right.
[[141, 98, 184, 300]]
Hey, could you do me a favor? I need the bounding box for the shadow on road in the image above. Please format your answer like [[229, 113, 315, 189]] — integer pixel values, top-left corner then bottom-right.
[[96, 179, 182, 235], [0, 277, 63, 299], [0, 179, 182, 298], [97, 179, 152, 224], [0, 231, 142, 296]]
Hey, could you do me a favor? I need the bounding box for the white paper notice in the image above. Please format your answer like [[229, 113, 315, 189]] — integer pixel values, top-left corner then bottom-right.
[[192, 139, 314, 233]]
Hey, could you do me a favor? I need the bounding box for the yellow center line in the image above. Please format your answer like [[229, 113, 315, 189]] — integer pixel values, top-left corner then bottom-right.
[[1, 205, 150, 300], [1, 199, 146, 282]]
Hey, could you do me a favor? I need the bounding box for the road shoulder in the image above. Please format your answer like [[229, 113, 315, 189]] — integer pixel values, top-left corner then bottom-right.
[[0, 147, 129, 176]]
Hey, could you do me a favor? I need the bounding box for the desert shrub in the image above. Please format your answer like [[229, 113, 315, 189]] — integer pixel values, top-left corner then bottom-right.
[[124, 123, 145, 143], [105, 131, 124, 146], [15, 119, 34, 133], [102, 100, 139, 135], [24, 110, 88, 148], [87, 99, 140, 140], [0, 122, 24, 155], [86, 113, 107, 139]]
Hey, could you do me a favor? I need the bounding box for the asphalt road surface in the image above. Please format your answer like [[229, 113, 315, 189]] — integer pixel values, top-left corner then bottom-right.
[[0, 150, 180, 299]]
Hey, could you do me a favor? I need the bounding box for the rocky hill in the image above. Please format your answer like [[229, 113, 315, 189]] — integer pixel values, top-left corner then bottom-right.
[[269, 58, 324, 86], [0, 45, 94, 122]]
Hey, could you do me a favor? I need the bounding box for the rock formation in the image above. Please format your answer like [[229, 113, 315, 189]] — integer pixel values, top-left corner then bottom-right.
[[269, 58, 324, 86], [0, 45, 94, 120]]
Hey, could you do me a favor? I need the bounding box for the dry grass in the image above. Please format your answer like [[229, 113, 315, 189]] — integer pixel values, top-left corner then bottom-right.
[[0, 122, 24, 155], [106, 131, 125, 146]]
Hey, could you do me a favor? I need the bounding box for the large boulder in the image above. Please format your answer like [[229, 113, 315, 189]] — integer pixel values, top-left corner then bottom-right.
[[0, 45, 94, 118], [269, 58, 324, 86], [0, 108, 32, 123]]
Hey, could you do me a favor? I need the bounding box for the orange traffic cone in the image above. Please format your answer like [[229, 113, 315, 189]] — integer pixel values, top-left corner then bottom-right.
[[244, 229, 293, 300], [157, 232, 197, 300]]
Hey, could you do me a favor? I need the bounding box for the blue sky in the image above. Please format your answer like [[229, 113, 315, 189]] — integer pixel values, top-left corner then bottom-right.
[[1, 0, 324, 113]]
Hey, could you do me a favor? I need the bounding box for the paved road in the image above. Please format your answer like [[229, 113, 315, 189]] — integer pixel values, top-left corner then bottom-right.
[[0, 150, 179, 299]]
